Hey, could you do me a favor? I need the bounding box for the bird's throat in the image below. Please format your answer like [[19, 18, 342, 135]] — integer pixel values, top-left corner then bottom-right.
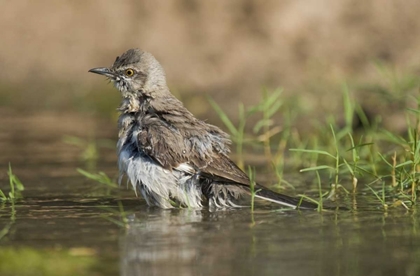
[[119, 95, 141, 113]]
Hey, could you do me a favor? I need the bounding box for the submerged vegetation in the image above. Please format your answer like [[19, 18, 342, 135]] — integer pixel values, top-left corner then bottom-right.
[[0, 247, 111, 276]]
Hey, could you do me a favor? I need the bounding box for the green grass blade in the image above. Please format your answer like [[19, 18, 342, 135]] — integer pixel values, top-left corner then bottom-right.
[[300, 165, 335, 172], [289, 149, 336, 159], [207, 97, 238, 136]]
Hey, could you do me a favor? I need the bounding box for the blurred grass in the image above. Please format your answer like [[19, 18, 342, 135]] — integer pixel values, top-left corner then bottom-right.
[[210, 70, 420, 210]]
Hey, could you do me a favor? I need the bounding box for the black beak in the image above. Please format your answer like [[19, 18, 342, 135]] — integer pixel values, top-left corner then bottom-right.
[[88, 67, 116, 79]]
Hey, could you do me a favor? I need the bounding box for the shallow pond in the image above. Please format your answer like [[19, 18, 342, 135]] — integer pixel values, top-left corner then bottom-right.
[[0, 110, 419, 276]]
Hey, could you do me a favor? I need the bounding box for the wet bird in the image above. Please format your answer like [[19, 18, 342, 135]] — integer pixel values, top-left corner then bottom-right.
[[89, 48, 316, 210]]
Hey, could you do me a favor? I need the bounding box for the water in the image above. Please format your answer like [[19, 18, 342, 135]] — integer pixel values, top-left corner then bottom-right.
[[121, 207, 419, 276], [0, 110, 419, 276]]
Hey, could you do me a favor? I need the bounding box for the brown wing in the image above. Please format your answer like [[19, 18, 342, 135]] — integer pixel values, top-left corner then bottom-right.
[[198, 153, 250, 186], [137, 113, 250, 187], [137, 114, 189, 170]]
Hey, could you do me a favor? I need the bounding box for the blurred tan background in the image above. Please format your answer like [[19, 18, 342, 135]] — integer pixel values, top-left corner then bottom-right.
[[1, 0, 420, 128]]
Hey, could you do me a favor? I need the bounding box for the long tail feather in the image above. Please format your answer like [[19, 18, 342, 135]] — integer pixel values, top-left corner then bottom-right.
[[254, 185, 318, 209]]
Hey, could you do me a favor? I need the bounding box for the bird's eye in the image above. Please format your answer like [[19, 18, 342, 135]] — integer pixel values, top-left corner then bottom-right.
[[125, 69, 135, 77]]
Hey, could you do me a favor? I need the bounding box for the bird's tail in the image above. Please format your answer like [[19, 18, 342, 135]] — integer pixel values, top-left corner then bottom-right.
[[253, 184, 318, 210]]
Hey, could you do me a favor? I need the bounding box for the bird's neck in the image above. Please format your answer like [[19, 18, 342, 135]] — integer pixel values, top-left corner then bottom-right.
[[118, 93, 151, 114], [118, 88, 186, 115], [118, 97, 135, 113]]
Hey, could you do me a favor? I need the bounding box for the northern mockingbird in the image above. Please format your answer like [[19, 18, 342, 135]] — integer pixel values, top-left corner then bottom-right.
[[89, 48, 316, 210]]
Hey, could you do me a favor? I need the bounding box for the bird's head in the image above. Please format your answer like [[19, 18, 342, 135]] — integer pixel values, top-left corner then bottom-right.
[[89, 48, 167, 98]]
